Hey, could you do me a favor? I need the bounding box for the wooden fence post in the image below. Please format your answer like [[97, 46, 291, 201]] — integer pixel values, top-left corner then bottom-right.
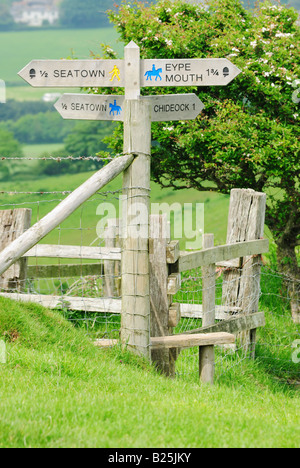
[[121, 42, 152, 359], [149, 214, 171, 375], [104, 219, 121, 298], [222, 189, 266, 357], [199, 233, 216, 384], [121, 99, 151, 359], [0, 209, 32, 292]]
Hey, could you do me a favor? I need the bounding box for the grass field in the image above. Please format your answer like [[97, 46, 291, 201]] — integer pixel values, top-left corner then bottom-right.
[[0, 27, 122, 101], [0, 297, 299, 448], [22, 143, 64, 157], [1, 27, 122, 83], [0, 167, 230, 253]]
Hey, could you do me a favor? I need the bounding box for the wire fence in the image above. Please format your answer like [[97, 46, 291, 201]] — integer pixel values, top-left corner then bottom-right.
[[173, 265, 300, 384], [0, 156, 123, 340], [0, 157, 299, 385]]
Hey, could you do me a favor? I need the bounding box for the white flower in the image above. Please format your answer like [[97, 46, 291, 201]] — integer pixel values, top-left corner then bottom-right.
[[250, 40, 257, 47], [163, 126, 174, 131], [165, 39, 173, 47], [275, 32, 293, 38], [293, 114, 299, 119], [232, 47, 240, 52]]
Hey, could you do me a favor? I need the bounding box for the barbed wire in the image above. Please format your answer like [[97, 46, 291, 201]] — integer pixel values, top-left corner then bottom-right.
[[0, 155, 114, 161]]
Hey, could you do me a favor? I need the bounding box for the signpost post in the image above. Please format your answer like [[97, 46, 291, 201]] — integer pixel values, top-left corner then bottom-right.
[[19, 41, 241, 366]]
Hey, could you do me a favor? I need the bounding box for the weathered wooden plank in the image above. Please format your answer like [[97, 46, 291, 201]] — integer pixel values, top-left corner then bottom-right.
[[0, 292, 121, 314], [0, 209, 32, 291], [150, 332, 235, 350], [180, 303, 241, 320], [177, 239, 269, 273], [0, 154, 134, 279], [24, 244, 121, 260], [95, 332, 236, 350], [27, 263, 104, 279], [181, 312, 265, 336]]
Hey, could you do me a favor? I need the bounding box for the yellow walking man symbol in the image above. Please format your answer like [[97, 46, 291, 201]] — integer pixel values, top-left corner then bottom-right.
[[109, 65, 121, 82]]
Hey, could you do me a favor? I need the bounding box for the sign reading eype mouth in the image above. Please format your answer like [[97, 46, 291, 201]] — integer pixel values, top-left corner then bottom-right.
[[54, 93, 205, 122]]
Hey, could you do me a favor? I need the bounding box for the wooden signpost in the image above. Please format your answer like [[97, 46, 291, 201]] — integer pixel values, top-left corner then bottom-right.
[[18, 41, 242, 372]]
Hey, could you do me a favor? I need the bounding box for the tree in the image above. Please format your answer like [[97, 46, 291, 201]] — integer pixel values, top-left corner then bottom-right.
[[105, 0, 300, 321], [59, 0, 111, 28], [64, 121, 113, 157]]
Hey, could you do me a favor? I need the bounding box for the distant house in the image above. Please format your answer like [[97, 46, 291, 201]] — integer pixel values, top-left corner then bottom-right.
[[10, 0, 59, 27]]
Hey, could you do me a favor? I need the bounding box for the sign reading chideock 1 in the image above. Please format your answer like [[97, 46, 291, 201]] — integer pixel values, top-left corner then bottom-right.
[[54, 93, 204, 122]]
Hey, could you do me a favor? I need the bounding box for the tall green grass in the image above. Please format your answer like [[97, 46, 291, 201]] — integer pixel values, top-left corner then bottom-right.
[[0, 296, 299, 448]]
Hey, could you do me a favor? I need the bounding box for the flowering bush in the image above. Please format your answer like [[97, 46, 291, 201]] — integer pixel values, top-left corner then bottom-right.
[[102, 0, 299, 311]]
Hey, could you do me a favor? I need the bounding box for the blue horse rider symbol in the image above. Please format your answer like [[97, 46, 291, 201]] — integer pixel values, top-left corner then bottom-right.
[[145, 64, 162, 82], [109, 99, 122, 116]]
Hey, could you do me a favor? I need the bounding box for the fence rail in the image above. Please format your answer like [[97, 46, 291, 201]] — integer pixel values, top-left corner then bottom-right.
[[24, 244, 121, 261], [176, 239, 269, 272]]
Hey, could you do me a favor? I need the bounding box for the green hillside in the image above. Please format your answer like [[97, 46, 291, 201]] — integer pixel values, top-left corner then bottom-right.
[[0, 296, 299, 448]]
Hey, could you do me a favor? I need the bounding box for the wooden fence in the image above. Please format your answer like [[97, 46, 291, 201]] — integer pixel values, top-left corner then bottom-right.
[[0, 183, 269, 385], [0, 109, 269, 386]]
